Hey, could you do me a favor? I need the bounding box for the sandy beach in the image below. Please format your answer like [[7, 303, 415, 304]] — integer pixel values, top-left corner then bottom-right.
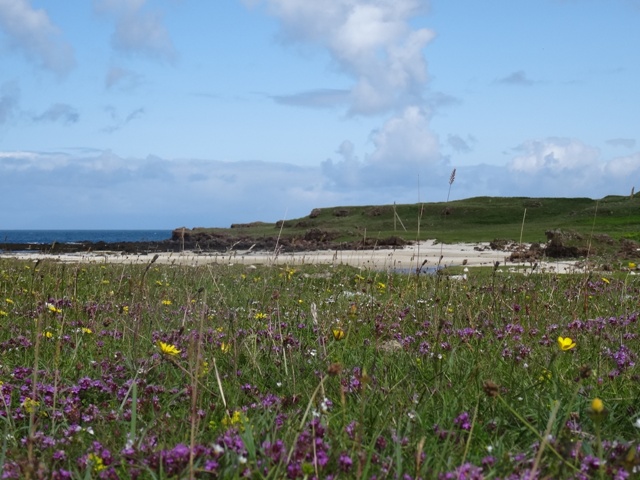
[[0, 240, 583, 273]]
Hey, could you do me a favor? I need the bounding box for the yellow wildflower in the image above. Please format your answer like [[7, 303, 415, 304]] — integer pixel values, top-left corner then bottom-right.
[[122, 305, 129, 314], [87, 453, 106, 472], [539, 368, 552, 382], [46, 303, 62, 314], [591, 398, 604, 414], [161, 299, 172, 306], [557, 336, 576, 351], [157, 341, 181, 356], [43, 331, 53, 339], [332, 328, 345, 340], [601, 277, 610, 284], [101, 280, 110, 285], [589, 397, 607, 422], [377, 282, 386, 291], [629, 262, 637, 270], [81, 327, 93, 334], [220, 342, 231, 354], [254, 312, 267, 320], [5, 298, 13, 304], [0, 310, 7, 317], [221, 410, 246, 430], [21, 397, 40, 414]]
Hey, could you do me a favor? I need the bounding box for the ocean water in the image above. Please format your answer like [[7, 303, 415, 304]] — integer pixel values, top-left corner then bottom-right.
[[0, 230, 173, 244]]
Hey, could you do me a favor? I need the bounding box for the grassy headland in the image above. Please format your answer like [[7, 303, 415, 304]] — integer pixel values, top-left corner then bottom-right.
[[177, 194, 640, 260]]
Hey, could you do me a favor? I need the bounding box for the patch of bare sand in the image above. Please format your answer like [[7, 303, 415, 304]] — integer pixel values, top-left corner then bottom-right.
[[0, 240, 583, 273]]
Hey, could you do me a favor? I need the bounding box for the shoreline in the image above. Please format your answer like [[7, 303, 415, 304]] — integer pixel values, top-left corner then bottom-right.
[[0, 240, 584, 273]]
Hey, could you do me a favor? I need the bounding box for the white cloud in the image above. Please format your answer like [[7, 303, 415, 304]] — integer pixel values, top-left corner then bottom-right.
[[368, 106, 440, 165], [93, 0, 176, 61], [508, 138, 600, 176], [604, 152, 640, 178], [505, 137, 639, 197], [0, 0, 75, 74], [252, 0, 434, 115]]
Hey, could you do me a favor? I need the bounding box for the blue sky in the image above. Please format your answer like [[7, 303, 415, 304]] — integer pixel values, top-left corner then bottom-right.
[[1, 0, 639, 229]]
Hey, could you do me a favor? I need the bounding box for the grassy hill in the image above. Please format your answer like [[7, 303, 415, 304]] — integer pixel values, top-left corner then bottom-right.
[[189, 195, 640, 250]]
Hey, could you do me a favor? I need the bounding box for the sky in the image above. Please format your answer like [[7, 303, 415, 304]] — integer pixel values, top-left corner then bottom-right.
[[1, 0, 639, 229]]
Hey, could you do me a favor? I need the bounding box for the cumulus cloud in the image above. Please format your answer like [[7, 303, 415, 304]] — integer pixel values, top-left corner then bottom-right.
[[505, 137, 639, 197], [604, 152, 640, 179], [508, 137, 600, 176], [323, 106, 444, 189], [33, 103, 79, 124], [0, 0, 75, 75], [94, 0, 176, 61], [251, 0, 434, 116]]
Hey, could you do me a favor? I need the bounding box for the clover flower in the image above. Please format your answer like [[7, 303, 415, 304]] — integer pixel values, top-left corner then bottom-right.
[[157, 341, 181, 356], [557, 336, 576, 351]]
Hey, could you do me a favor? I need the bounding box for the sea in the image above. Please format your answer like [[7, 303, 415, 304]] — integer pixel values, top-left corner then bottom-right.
[[0, 230, 173, 244]]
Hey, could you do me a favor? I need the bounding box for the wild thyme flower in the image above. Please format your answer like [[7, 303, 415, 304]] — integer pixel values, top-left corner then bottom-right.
[[557, 336, 576, 351]]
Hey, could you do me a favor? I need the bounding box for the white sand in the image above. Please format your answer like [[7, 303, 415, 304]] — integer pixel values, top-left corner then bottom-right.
[[0, 240, 584, 273]]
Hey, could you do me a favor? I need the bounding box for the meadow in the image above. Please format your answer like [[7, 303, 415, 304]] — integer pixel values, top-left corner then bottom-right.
[[0, 256, 639, 479]]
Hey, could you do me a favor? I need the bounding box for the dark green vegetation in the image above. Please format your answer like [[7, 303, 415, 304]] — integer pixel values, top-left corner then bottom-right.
[[192, 194, 640, 250], [1, 258, 640, 478]]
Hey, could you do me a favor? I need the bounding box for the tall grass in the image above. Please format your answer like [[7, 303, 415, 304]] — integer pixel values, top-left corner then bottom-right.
[[0, 258, 639, 478]]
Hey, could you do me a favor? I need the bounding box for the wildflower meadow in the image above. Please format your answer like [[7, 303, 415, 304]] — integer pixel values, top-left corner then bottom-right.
[[0, 257, 639, 479]]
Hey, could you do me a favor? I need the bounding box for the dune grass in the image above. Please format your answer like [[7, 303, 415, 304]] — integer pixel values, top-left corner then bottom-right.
[[0, 257, 639, 478]]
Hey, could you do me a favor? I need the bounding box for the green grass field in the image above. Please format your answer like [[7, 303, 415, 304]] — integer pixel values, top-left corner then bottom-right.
[[1, 256, 639, 478]]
